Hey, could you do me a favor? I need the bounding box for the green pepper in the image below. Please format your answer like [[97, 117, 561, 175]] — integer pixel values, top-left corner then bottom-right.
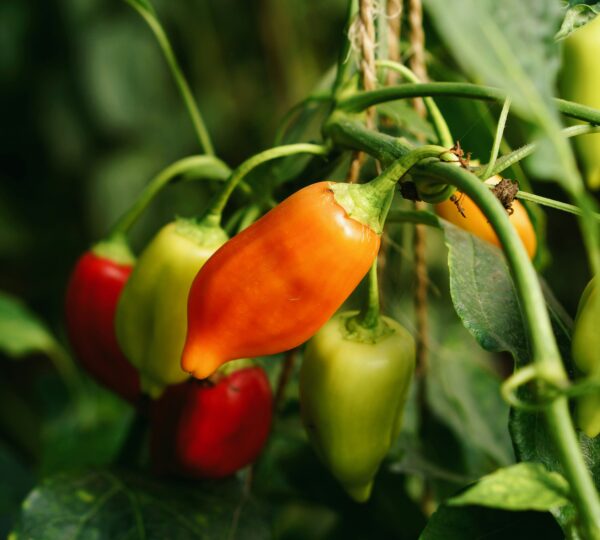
[[115, 219, 227, 398], [299, 310, 415, 502], [561, 16, 600, 190], [573, 278, 600, 437]]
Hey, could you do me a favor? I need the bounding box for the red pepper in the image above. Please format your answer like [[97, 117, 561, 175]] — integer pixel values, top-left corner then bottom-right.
[[182, 181, 381, 379], [65, 244, 140, 403], [150, 365, 272, 478]]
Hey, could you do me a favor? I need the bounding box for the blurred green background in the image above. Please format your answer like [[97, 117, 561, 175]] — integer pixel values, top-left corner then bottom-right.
[[0, 1, 595, 538]]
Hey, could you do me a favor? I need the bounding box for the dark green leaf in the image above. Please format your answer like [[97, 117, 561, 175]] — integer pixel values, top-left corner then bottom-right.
[[426, 346, 514, 468], [556, 2, 600, 41], [424, 0, 566, 182], [12, 469, 269, 540], [449, 463, 571, 511], [0, 442, 35, 538], [0, 291, 59, 360], [420, 504, 563, 540], [441, 221, 529, 360]]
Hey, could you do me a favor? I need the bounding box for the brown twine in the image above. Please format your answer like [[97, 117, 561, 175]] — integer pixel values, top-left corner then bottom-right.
[[408, 0, 430, 376], [386, 0, 403, 85], [347, 0, 379, 183]]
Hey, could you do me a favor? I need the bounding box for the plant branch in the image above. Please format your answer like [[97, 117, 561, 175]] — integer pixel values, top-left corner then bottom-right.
[[124, 0, 215, 154], [376, 60, 454, 147], [339, 82, 600, 126], [483, 97, 511, 179], [327, 115, 600, 536], [201, 143, 329, 225], [108, 155, 231, 238]]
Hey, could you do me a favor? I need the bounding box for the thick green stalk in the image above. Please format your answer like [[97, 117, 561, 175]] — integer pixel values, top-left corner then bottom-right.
[[421, 163, 600, 540], [328, 116, 600, 539], [201, 143, 329, 226], [108, 155, 231, 238], [339, 82, 600, 125], [124, 0, 215, 154]]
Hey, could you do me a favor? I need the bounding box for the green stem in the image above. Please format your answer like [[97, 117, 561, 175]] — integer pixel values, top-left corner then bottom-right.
[[358, 260, 381, 329], [513, 190, 600, 221], [327, 116, 600, 538], [108, 155, 231, 238], [124, 0, 215, 154], [424, 163, 600, 539], [339, 82, 600, 125], [483, 97, 511, 179], [386, 209, 441, 228], [376, 60, 454, 147], [476, 125, 600, 179], [201, 143, 329, 226]]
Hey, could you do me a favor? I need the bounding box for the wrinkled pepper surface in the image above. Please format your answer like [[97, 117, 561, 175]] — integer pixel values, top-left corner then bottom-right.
[[116, 219, 227, 397], [300, 311, 415, 502]]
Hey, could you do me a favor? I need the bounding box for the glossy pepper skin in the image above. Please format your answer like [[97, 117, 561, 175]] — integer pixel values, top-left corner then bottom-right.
[[116, 219, 228, 397], [182, 181, 381, 380], [561, 16, 600, 190], [573, 278, 600, 437], [65, 247, 140, 403], [300, 311, 415, 502], [435, 193, 537, 259], [150, 365, 273, 478]]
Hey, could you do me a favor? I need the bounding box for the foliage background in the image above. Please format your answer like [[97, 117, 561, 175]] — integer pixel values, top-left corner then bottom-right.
[[0, 0, 596, 538]]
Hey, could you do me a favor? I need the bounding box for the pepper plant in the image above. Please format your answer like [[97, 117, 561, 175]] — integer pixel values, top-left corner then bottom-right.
[[2, 0, 600, 539]]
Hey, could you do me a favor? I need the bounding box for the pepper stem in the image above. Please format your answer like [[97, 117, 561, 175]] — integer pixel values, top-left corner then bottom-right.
[[331, 145, 453, 233], [200, 143, 329, 226], [107, 155, 231, 239], [358, 260, 381, 329]]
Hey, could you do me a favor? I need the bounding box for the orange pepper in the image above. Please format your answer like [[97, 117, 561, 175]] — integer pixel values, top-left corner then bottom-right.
[[435, 193, 537, 259], [182, 181, 381, 379]]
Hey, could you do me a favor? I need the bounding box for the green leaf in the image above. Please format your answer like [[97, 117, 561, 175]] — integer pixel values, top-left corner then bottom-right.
[[420, 504, 564, 540], [555, 2, 600, 41], [424, 0, 571, 186], [449, 463, 571, 511], [0, 291, 59, 360], [426, 346, 514, 469], [441, 222, 529, 360], [12, 469, 269, 540], [0, 442, 35, 538]]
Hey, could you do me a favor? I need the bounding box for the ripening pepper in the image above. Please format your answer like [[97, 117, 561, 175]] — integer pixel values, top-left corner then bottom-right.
[[299, 311, 415, 502], [572, 278, 600, 437], [435, 192, 537, 259], [182, 181, 381, 380], [561, 16, 600, 190], [116, 219, 228, 397], [65, 237, 140, 402], [150, 363, 273, 478]]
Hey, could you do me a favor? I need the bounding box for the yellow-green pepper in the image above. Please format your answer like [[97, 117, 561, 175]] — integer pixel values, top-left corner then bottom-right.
[[561, 16, 600, 190], [573, 277, 600, 437], [115, 218, 227, 398], [299, 311, 415, 502]]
